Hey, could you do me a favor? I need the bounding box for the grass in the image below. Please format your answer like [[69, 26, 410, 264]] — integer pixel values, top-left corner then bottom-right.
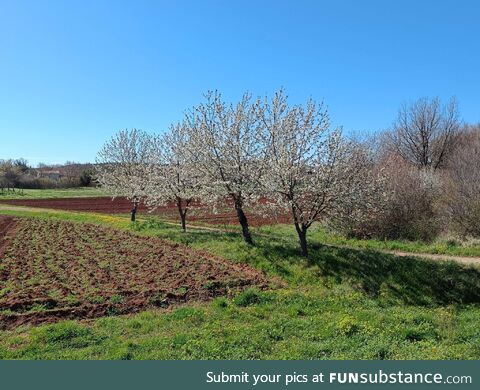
[[0, 209, 480, 359], [1, 290, 478, 359], [0, 187, 108, 200], [8, 202, 479, 258]]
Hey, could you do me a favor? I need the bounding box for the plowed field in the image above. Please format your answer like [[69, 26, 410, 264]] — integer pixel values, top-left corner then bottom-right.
[[0, 217, 269, 329], [0, 216, 16, 259]]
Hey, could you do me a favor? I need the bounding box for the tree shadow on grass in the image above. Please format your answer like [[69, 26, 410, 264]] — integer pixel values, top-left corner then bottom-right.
[[308, 244, 480, 306], [178, 228, 480, 306], [136, 220, 480, 306]]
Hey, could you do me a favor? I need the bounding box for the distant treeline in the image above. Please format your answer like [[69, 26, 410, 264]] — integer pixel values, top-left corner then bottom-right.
[[0, 159, 95, 191]]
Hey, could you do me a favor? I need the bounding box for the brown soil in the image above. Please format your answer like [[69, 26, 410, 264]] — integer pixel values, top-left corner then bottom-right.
[[0, 197, 291, 226], [0, 216, 16, 259], [0, 217, 271, 329]]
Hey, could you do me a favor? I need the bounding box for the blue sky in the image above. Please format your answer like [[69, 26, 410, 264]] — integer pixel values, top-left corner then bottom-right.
[[1, 0, 479, 165]]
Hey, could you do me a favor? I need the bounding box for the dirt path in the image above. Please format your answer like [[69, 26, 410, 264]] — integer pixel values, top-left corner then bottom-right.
[[2, 204, 480, 267], [375, 248, 480, 265]]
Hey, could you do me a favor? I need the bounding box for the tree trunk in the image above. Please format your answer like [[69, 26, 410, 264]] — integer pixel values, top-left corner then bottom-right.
[[180, 213, 186, 232], [234, 201, 253, 245], [131, 202, 138, 222], [176, 197, 187, 232], [294, 223, 308, 257]]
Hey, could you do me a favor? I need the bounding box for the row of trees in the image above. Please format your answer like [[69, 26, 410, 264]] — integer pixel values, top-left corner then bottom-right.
[[96, 91, 480, 255], [96, 90, 381, 256]]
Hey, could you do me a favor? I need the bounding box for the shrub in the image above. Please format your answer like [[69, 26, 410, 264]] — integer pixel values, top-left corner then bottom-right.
[[335, 155, 443, 241], [444, 126, 480, 237]]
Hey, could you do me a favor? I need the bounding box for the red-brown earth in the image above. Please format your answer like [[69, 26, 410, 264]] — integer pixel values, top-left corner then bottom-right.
[[0, 216, 16, 259], [0, 197, 291, 226], [0, 217, 270, 329]]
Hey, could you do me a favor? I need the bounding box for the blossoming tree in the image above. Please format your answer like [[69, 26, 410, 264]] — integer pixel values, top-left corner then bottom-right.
[[95, 128, 153, 221], [184, 91, 265, 244], [144, 123, 201, 232], [260, 90, 375, 256]]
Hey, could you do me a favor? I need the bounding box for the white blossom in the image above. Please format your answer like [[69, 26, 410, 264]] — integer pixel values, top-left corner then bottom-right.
[[183, 91, 266, 244], [259, 90, 378, 256], [144, 123, 202, 231], [95, 128, 154, 221]]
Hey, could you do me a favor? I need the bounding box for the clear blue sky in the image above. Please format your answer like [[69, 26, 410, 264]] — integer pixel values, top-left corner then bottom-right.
[[1, 0, 479, 165]]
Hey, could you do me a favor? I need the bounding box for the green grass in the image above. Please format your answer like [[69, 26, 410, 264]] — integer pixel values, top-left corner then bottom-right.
[[0, 210, 479, 359], [0, 187, 108, 200], [1, 290, 478, 359]]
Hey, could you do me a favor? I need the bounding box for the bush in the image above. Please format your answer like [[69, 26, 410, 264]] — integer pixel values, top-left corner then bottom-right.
[[335, 155, 443, 241], [445, 127, 480, 237], [80, 169, 95, 186]]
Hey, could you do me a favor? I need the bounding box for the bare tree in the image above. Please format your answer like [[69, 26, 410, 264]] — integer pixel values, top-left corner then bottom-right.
[[388, 97, 461, 170], [0, 159, 28, 193], [184, 91, 265, 245], [95, 129, 153, 221], [62, 161, 82, 186], [145, 123, 201, 232], [445, 125, 480, 236], [259, 90, 375, 256]]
